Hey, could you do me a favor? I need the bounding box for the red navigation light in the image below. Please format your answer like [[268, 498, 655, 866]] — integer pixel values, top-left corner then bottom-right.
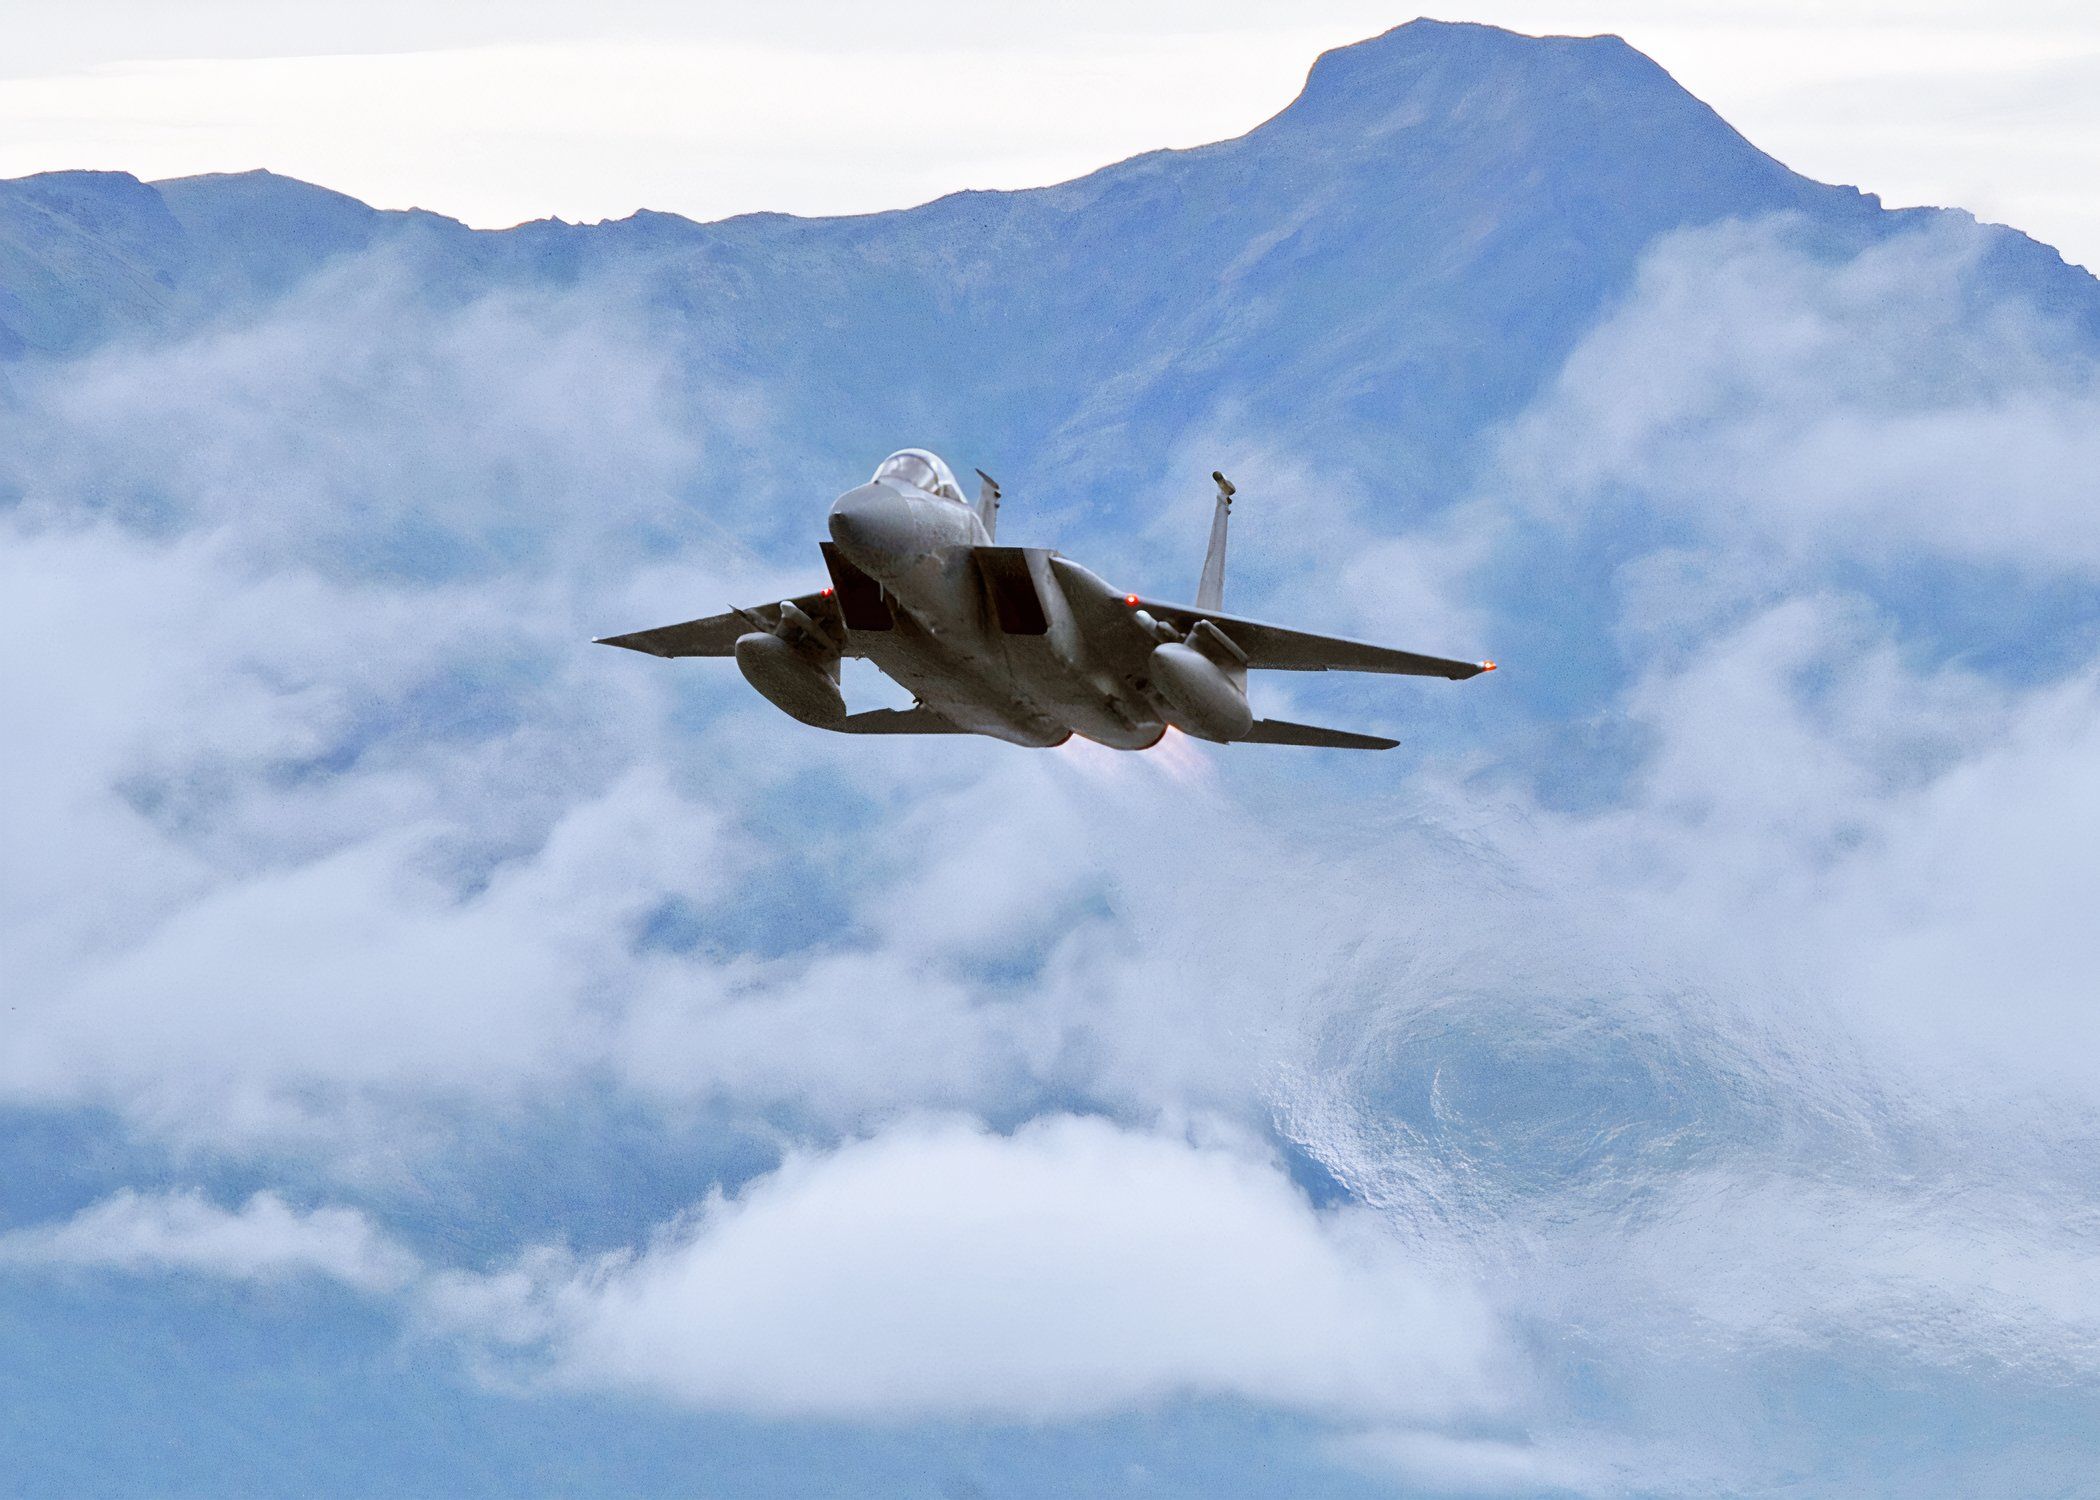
[[1481, 660, 1498, 672], [1124, 594, 1140, 607], [821, 587, 835, 598]]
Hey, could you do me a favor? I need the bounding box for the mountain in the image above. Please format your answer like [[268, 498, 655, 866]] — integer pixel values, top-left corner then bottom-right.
[[5, 20, 2094, 510]]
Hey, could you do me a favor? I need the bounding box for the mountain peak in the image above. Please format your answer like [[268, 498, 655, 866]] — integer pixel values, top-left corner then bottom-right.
[[1297, 17, 1642, 93], [1248, 15, 1798, 223], [1274, 18, 1737, 147]]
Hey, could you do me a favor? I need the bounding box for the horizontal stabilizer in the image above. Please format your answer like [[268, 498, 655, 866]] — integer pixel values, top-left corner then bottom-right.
[[1238, 717, 1399, 750], [826, 706, 967, 736]]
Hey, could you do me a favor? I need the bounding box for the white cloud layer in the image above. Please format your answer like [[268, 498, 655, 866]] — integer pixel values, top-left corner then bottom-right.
[[422, 1115, 1510, 1425], [0, 1189, 418, 1293], [4, 205, 2100, 1490], [1495, 215, 2100, 573], [0, 1118, 1505, 1435]]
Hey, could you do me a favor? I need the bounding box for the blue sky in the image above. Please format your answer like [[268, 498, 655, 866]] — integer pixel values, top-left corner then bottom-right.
[[4, 15, 2100, 1497]]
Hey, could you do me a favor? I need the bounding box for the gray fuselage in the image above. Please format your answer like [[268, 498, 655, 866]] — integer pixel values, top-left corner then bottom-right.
[[827, 477, 1171, 749]]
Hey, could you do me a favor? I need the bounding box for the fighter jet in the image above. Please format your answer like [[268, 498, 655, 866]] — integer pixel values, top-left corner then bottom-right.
[[596, 449, 1494, 750]]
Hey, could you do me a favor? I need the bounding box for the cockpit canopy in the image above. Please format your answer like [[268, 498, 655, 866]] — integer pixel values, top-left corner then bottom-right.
[[872, 448, 966, 504]]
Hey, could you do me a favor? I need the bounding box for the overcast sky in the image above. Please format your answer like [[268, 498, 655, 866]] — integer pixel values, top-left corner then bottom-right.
[[2, 1, 2095, 269]]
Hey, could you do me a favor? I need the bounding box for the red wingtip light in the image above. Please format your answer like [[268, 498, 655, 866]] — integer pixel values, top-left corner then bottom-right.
[[1124, 594, 1140, 607], [1481, 660, 1497, 672], [821, 586, 834, 598]]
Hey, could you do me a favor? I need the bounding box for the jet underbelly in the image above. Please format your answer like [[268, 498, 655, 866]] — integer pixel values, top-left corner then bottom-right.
[[996, 633, 1165, 751], [974, 548, 1165, 751], [845, 542, 1164, 751], [853, 611, 1071, 748]]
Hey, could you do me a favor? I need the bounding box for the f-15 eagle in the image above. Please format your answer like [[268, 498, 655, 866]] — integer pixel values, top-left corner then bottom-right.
[[597, 450, 1494, 750]]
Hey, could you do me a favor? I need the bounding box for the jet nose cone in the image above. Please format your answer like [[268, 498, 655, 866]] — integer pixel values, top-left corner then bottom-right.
[[828, 483, 916, 572]]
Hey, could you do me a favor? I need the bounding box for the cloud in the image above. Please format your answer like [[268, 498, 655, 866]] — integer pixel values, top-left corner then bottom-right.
[[0, 1189, 420, 1294], [1590, 1170, 2100, 1379], [1492, 214, 2100, 577], [422, 1114, 1513, 1425], [1249, 600, 2100, 1483], [4, 252, 709, 576], [0, 257, 781, 1149], [14, 767, 730, 1118], [6, 202, 2100, 1494], [1327, 1427, 1599, 1496]]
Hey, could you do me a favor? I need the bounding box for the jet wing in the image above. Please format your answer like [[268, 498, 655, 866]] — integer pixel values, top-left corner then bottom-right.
[[594, 589, 853, 659], [1129, 597, 1491, 680]]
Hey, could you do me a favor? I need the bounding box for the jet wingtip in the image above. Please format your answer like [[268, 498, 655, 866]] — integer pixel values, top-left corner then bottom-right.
[[593, 633, 661, 656]]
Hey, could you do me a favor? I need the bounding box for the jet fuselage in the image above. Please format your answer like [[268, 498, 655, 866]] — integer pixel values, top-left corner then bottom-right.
[[827, 472, 1169, 749]]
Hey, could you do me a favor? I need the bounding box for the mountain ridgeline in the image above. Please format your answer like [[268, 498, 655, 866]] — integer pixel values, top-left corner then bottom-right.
[[3, 20, 2096, 523]]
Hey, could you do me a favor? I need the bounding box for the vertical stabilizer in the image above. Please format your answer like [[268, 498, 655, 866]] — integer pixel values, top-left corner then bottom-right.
[[1196, 471, 1235, 612], [975, 469, 1001, 541]]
